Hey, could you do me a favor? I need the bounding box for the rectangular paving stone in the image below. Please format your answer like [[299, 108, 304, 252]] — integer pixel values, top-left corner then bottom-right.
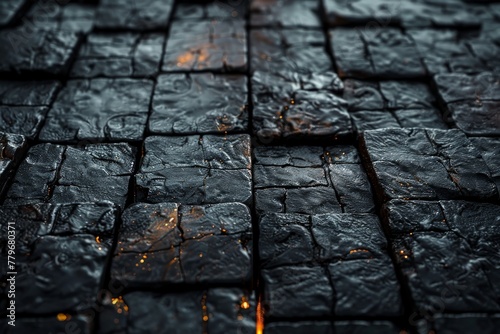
[[429, 314, 500, 334], [23, 2, 96, 34], [98, 288, 256, 334], [149, 73, 248, 135], [135, 135, 252, 205], [434, 72, 500, 136], [174, 0, 247, 20], [0, 80, 61, 139], [323, 0, 402, 26], [5, 143, 136, 207], [254, 145, 375, 215], [385, 200, 500, 314], [0, 132, 27, 197], [250, 0, 321, 28], [0, 28, 81, 76], [351, 109, 447, 132], [111, 202, 252, 286], [163, 19, 247, 72], [71, 33, 165, 78], [95, 0, 174, 30], [360, 128, 498, 201], [0, 202, 118, 314], [329, 28, 373, 78], [260, 212, 402, 318], [470, 137, 500, 197], [39, 78, 154, 142], [265, 320, 402, 334]]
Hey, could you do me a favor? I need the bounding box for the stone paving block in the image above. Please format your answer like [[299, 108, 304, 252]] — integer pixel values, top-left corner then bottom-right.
[[351, 109, 447, 132], [0, 0, 28, 27], [0, 202, 118, 313], [112, 202, 252, 286], [98, 288, 256, 334], [322, 0, 402, 26], [385, 200, 500, 313], [329, 28, 373, 78], [254, 145, 374, 215], [71, 33, 165, 78], [265, 320, 401, 334], [23, 2, 96, 34], [163, 19, 247, 72], [135, 135, 252, 205], [250, 0, 321, 28], [431, 314, 500, 334], [149, 73, 248, 134], [5, 143, 136, 207], [39, 78, 154, 142], [470, 137, 500, 196], [174, 0, 247, 20], [0, 80, 61, 139], [0, 132, 27, 197], [360, 128, 498, 201], [434, 72, 500, 136], [1, 316, 92, 334], [0, 28, 81, 76], [95, 0, 174, 31]]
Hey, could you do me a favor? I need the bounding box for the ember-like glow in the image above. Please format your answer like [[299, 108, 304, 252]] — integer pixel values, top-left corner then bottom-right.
[[256, 294, 264, 334], [57, 313, 69, 321]]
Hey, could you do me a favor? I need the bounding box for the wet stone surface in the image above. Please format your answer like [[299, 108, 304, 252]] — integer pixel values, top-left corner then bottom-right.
[[0, 80, 61, 139], [174, 0, 248, 20], [111, 202, 252, 286], [95, 0, 174, 31], [163, 19, 247, 72], [0, 132, 27, 197], [360, 128, 498, 202], [5, 143, 136, 208], [250, 0, 321, 28], [0, 28, 81, 77], [135, 135, 252, 205], [71, 33, 165, 78], [98, 288, 256, 334], [254, 145, 375, 215], [0, 202, 118, 313], [384, 200, 500, 314], [434, 72, 500, 136], [259, 212, 402, 318], [39, 78, 154, 142], [149, 73, 248, 135]]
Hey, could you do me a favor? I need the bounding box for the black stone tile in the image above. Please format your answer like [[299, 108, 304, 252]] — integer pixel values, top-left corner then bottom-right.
[[0, 132, 27, 197], [135, 135, 252, 205], [71, 33, 165, 78], [323, 0, 402, 26], [342, 79, 385, 111], [470, 137, 500, 196], [329, 28, 373, 78], [163, 19, 247, 72], [175, 0, 247, 20], [95, 0, 174, 31], [360, 128, 498, 201], [0, 80, 61, 139], [0, 28, 81, 76], [250, 0, 321, 28], [0, 202, 118, 313], [1, 316, 92, 334], [23, 2, 96, 34], [265, 321, 401, 334], [0, 0, 28, 27], [431, 314, 500, 334], [111, 202, 252, 286], [434, 72, 500, 105], [393, 109, 447, 129], [149, 73, 248, 135], [254, 145, 374, 215], [447, 100, 500, 136], [98, 288, 256, 334], [5, 143, 136, 207], [385, 200, 500, 313], [39, 78, 154, 142]]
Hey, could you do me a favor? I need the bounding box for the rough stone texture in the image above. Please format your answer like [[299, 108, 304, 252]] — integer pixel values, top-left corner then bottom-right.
[[111, 202, 252, 286], [39, 78, 154, 142], [0, 316, 92, 334], [71, 33, 165, 78], [0, 28, 81, 76], [98, 288, 256, 334], [174, 0, 247, 20], [351, 109, 447, 132], [0, 0, 28, 27], [135, 135, 252, 205], [430, 314, 500, 334], [434, 72, 500, 136], [5, 143, 136, 207], [470, 137, 500, 196], [95, 0, 174, 31], [250, 0, 321, 28], [265, 320, 402, 334], [254, 145, 375, 215], [0, 80, 61, 139], [385, 200, 500, 314], [360, 128, 498, 201], [149, 73, 248, 134], [0, 202, 118, 313], [260, 212, 402, 318], [0, 132, 27, 197], [163, 19, 247, 72]]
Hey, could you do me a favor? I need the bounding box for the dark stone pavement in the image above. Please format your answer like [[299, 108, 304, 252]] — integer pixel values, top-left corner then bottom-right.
[[0, 0, 499, 333]]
